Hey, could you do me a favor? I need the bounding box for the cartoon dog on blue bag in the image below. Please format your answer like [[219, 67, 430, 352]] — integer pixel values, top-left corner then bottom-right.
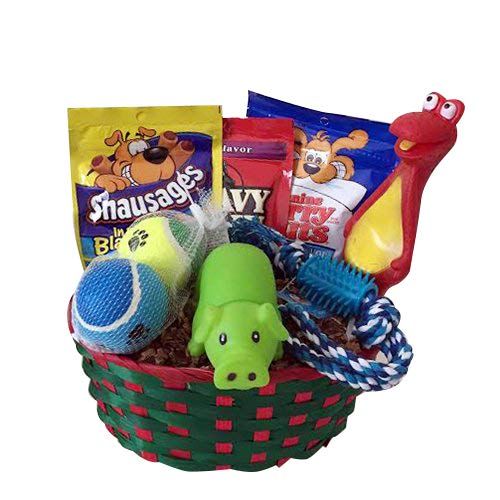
[[293, 127, 368, 183]]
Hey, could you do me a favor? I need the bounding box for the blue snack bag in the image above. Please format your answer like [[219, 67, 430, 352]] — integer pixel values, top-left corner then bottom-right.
[[247, 92, 399, 256]]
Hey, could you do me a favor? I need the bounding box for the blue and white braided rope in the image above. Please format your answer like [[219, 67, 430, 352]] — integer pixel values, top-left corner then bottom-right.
[[230, 218, 414, 392], [280, 300, 412, 391]]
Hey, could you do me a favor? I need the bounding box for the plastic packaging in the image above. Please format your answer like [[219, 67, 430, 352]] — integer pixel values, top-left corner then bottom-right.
[[247, 92, 399, 256], [222, 118, 294, 234], [68, 105, 222, 266]]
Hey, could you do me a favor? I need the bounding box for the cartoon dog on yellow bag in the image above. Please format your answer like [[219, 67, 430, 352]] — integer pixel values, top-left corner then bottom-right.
[[89, 128, 195, 193], [293, 127, 368, 183]]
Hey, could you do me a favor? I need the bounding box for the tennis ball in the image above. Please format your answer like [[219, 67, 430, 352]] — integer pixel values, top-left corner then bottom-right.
[[170, 216, 207, 273], [72, 258, 169, 354], [117, 215, 192, 291]]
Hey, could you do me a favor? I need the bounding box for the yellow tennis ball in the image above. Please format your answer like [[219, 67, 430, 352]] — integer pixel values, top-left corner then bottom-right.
[[118, 215, 191, 291]]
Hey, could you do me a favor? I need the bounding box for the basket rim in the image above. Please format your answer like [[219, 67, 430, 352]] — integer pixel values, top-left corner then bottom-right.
[[69, 297, 327, 386]]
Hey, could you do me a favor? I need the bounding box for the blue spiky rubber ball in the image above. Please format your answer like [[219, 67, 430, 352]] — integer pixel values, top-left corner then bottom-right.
[[72, 258, 169, 354]]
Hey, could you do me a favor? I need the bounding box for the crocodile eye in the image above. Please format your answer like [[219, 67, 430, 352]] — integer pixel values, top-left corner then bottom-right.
[[219, 333, 227, 345], [251, 331, 260, 343], [440, 101, 457, 120], [423, 93, 439, 111]]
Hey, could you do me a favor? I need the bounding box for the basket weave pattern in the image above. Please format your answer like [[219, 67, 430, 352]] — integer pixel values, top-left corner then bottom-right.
[[77, 343, 360, 471]]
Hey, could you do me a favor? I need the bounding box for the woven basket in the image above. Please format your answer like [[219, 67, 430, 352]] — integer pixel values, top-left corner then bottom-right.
[[75, 340, 360, 471]]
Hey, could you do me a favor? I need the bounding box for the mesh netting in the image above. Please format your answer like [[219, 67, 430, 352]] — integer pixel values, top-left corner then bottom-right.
[[72, 259, 169, 353], [72, 211, 207, 354]]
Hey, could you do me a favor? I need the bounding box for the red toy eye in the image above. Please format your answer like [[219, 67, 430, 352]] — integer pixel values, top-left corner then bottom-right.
[[440, 101, 458, 120], [423, 93, 439, 111]]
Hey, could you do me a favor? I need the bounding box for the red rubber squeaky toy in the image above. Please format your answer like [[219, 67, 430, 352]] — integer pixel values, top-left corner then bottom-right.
[[343, 92, 465, 293]]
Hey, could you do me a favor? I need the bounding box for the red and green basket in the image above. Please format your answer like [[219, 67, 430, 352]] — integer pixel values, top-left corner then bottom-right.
[[75, 341, 359, 471], [71, 228, 412, 471]]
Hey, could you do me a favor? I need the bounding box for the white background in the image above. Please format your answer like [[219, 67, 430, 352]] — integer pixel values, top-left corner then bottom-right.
[[1, 1, 498, 498]]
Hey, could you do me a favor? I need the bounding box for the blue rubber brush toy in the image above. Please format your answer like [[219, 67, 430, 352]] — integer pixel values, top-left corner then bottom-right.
[[230, 218, 377, 317]]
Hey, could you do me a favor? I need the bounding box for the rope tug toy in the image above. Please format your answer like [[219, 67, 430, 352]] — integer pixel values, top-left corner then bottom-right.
[[230, 218, 413, 392]]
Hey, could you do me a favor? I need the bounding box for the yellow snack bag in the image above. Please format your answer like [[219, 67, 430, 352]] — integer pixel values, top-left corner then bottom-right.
[[68, 106, 222, 266]]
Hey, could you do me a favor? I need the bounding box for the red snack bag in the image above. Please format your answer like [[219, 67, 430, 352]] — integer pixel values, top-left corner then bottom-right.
[[223, 118, 294, 234]]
